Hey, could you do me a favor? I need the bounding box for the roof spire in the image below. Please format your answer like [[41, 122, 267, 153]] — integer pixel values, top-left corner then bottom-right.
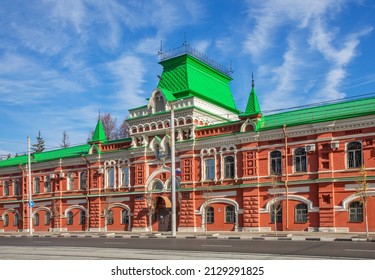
[[252, 72, 255, 89]]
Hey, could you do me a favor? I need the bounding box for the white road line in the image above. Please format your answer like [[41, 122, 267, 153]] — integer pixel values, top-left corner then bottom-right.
[[33, 241, 51, 244], [201, 244, 232, 248], [104, 242, 128, 245], [345, 249, 375, 253]]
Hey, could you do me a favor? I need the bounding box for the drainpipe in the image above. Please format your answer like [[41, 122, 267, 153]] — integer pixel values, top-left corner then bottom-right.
[[81, 155, 90, 231], [282, 125, 289, 230]]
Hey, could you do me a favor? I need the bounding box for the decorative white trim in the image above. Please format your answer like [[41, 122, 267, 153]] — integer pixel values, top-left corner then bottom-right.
[[260, 194, 319, 213], [268, 186, 310, 194], [198, 197, 240, 231], [63, 205, 87, 218], [335, 191, 375, 211], [203, 191, 237, 198]]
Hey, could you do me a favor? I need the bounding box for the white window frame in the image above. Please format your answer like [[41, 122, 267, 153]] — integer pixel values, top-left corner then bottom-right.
[[34, 177, 40, 194], [347, 141, 362, 169], [224, 156, 235, 179], [270, 150, 282, 175], [295, 203, 308, 223], [67, 173, 74, 191], [205, 158, 215, 181], [294, 147, 307, 173], [80, 172, 87, 190]]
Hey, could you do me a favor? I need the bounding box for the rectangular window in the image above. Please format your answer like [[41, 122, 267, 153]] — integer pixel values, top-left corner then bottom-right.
[[67, 173, 74, 191], [34, 177, 40, 194], [225, 206, 235, 223], [205, 159, 215, 180], [107, 168, 115, 188], [4, 181, 9, 196], [122, 167, 129, 187], [80, 172, 87, 190], [295, 155, 307, 172], [14, 179, 20, 196], [44, 177, 51, 192], [224, 156, 235, 179], [80, 211, 86, 225]]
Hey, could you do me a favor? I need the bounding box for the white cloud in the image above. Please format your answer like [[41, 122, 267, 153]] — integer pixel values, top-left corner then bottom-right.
[[243, 0, 340, 59], [106, 55, 146, 109], [193, 39, 211, 54], [309, 19, 373, 100]]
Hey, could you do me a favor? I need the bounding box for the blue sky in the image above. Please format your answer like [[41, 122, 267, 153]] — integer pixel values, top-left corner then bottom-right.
[[1, 0, 374, 156]]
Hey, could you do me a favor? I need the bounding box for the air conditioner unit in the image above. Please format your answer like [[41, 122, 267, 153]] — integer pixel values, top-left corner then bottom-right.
[[59, 172, 65, 179], [305, 144, 315, 153], [331, 141, 339, 150], [49, 173, 56, 179]]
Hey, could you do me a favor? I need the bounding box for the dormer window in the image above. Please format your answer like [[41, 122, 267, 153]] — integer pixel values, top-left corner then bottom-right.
[[155, 93, 166, 112], [148, 90, 167, 114]]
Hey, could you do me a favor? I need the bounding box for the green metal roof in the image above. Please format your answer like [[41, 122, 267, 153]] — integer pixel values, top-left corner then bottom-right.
[[0, 144, 91, 168], [89, 119, 107, 143], [240, 85, 261, 117], [261, 96, 375, 130], [158, 54, 238, 113]]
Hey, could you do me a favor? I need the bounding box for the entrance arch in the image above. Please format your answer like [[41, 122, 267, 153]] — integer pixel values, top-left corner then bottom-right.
[[151, 196, 172, 232]]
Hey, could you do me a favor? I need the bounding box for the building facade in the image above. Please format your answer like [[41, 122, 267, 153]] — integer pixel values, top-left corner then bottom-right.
[[1, 46, 375, 233]]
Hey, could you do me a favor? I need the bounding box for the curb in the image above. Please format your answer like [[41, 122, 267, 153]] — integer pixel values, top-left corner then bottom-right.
[[1, 233, 374, 242]]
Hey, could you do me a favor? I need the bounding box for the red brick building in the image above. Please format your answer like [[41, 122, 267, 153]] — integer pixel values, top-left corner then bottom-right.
[[1, 46, 374, 233]]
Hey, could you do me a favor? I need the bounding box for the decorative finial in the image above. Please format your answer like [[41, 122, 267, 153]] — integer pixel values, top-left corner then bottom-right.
[[252, 72, 255, 89], [98, 109, 101, 120]]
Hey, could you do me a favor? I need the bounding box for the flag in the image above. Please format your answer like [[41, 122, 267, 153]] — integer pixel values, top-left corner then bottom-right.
[[175, 168, 183, 177]]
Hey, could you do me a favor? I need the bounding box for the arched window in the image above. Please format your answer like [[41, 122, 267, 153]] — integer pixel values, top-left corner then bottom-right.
[[121, 209, 129, 224], [80, 210, 86, 225], [4, 214, 9, 227], [122, 167, 129, 187], [270, 204, 282, 223], [270, 151, 282, 175], [347, 142, 362, 168], [224, 156, 235, 179], [67, 211, 73, 225], [294, 147, 307, 173], [34, 213, 40, 226], [34, 177, 40, 194], [107, 210, 114, 225], [80, 172, 87, 190], [295, 203, 308, 222], [206, 206, 214, 224], [155, 93, 165, 112], [45, 212, 51, 225], [4, 181, 9, 196], [153, 181, 163, 191], [107, 167, 115, 188], [349, 201, 363, 222], [67, 173, 74, 191], [225, 205, 235, 223]]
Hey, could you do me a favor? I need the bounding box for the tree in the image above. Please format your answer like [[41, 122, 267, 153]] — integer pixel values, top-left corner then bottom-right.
[[118, 119, 130, 139], [60, 130, 70, 148], [269, 175, 283, 236], [32, 131, 45, 153], [356, 165, 370, 239], [101, 113, 118, 140]]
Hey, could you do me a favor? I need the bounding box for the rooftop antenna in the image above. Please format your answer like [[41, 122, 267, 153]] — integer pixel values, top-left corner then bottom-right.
[[158, 40, 163, 56]]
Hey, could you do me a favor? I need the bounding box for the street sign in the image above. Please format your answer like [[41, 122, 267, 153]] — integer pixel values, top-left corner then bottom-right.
[[28, 201, 35, 208]]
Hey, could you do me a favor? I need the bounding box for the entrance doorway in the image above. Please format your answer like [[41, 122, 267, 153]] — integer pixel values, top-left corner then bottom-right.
[[153, 196, 171, 232]]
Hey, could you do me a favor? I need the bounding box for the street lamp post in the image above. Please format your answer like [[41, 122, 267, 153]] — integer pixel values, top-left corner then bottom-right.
[[27, 136, 33, 236], [170, 102, 177, 237]]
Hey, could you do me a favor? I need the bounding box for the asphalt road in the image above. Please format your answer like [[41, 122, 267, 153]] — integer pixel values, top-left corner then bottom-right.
[[0, 236, 374, 259]]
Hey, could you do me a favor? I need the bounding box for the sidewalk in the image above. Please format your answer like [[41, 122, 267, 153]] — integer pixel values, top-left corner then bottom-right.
[[1, 230, 374, 242]]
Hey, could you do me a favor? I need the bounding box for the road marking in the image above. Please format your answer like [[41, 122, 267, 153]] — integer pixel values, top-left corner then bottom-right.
[[345, 249, 375, 253], [201, 244, 232, 248], [33, 241, 51, 244], [104, 242, 128, 245]]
